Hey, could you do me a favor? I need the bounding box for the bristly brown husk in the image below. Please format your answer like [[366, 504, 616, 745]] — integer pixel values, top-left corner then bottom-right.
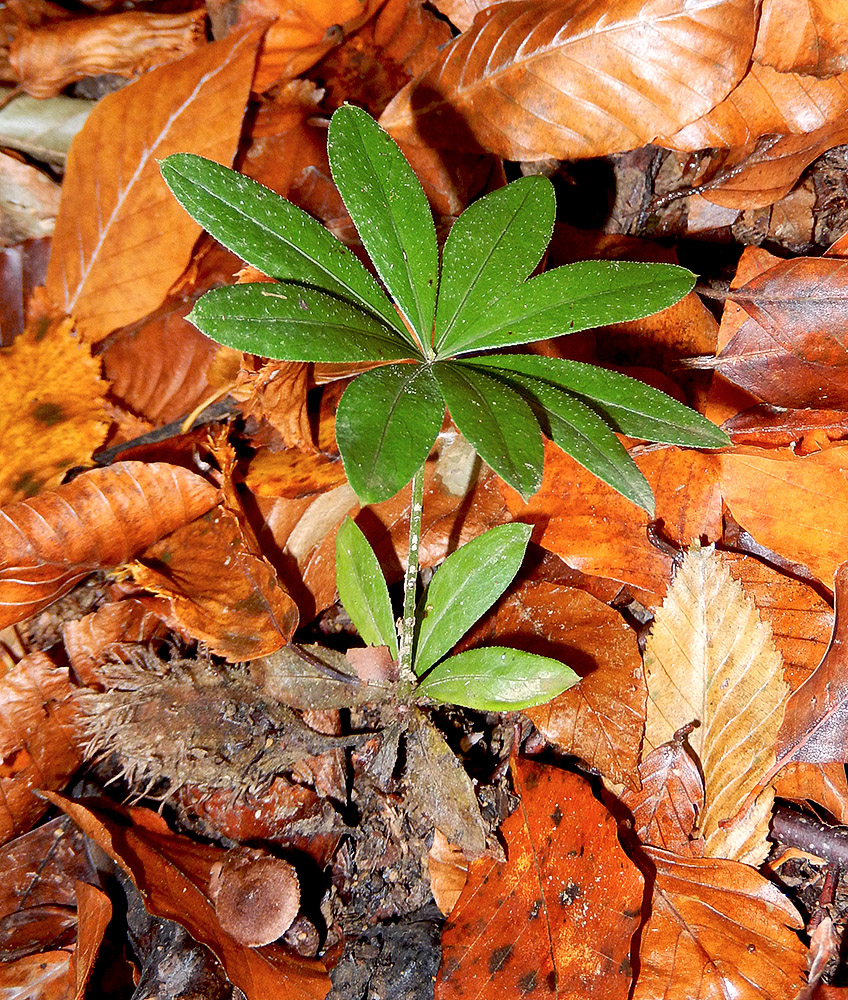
[[76, 647, 367, 801]]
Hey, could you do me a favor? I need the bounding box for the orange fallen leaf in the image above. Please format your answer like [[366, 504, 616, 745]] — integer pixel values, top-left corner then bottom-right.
[[45, 26, 262, 342], [0, 317, 108, 507], [130, 506, 298, 660], [246, 448, 348, 500], [437, 759, 643, 999], [459, 579, 646, 789], [0, 653, 81, 845], [0, 951, 73, 999], [633, 847, 807, 1000], [72, 881, 111, 1000], [753, 0, 848, 76], [0, 461, 219, 630], [382, 0, 755, 160], [427, 829, 468, 917], [45, 795, 331, 1000]]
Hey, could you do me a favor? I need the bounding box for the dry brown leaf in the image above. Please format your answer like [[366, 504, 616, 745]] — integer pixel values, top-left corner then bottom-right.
[[621, 729, 705, 856], [668, 61, 848, 150], [9, 10, 206, 99], [644, 545, 788, 864], [0, 151, 60, 246], [45, 26, 262, 342], [427, 0, 496, 32], [381, 0, 755, 160], [0, 319, 108, 507], [73, 881, 111, 999], [0, 950, 73, 999], [0, 238, 50, 346], [720, 445, 848, 587], [427, 829, 468, 917], [0, 461, 219, 630], [460, 579, 645, 789], [0, 652, 82, 845], [633, 847, 807, 1000], [753, 0, 848, 76], [723, 405, 848, 453], [246, 449, 348, 500], [130, 506, 298, 661]]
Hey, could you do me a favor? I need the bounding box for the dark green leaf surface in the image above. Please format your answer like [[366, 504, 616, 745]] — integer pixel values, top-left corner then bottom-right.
[[413, 523, 532, 676], [336, 362, 444, 503], [433, 362, 544, 500], [160, 153, 416, 347], [418, 646, 579, 710], [188, 283, 414, 362], [444, 260, 696, 355], [336, 517, 398, 657], [475, 365, 654, 512], [470, 354, 729, 448], [434, 177, 555, 355], [328, 105, 438, 346]]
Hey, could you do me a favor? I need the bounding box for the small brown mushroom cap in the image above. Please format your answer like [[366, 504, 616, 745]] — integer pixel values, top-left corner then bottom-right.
[[211, 856, 301, 947]]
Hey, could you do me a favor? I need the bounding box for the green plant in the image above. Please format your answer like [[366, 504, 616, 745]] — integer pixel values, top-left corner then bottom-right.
[[160, 105, 727, 709]]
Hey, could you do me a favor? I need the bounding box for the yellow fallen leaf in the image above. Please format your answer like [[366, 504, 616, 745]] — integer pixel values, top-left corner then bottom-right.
[[644, 545, 788, 864]]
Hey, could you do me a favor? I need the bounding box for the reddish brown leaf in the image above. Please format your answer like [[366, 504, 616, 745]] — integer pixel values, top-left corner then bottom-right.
[[437, 760, 644, 1000], [621, 730, 705, 856], [381, 0, 755, 160], [719, 445, 848, 587], [753, 0, 848, 76], [459, 579, 645, 788], [45, 27, 261, 342], [668, 61, 848, 150], [723, 405, 848, 454], [0, 950, 72, 999], [0, 653, 81, 845], [45, 795, 331, 1000], [131, 506, 298, 661], [9, 10, 206, 99], [634, 847, 807, 1000], [72, 881, 110, 999], [502, 443, 721, 602], [773, 761, 848, 824], [428, 0, 494, 32], [427, 830, 468, 917], [0, 461, 219, 629]]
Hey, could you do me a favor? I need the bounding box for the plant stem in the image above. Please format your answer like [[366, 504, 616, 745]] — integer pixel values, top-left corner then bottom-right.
[[398, 464, 425, 679]]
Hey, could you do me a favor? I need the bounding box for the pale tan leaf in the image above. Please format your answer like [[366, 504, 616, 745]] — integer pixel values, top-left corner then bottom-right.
[[45, 27, 261, 341], [381, 0, 756, 160], [634, 847, 807, 1000], [644, 545, 789, 863], [754, 0, 848, 76]]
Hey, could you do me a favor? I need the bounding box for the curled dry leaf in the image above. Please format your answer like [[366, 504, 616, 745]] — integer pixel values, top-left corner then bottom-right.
[[45, 26, 262, 342], [437, 759, 644, 1000], [0, 461, 219, 630], [720, 445, 848, 587], [621, 728, 705, 856], [644, 545, 789, 864], [753, 0, 848, 76], [381, 0, 755, 160], [9, 10, 207, 99], [0, 652, 82, 845], [130, 506, 298, 660], [633, 847, 807, 1000], [0, 318, 108, 507], [459, 579, 646, 789], [73, 880, 112, 998], [44, 795, 331, 1000]]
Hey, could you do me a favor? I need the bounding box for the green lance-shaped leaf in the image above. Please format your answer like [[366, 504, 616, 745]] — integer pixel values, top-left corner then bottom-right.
[[433, 361, 544, 500], [442, 260, 696, 356], [335, 362, 444, 504], [336, 517, 398, 657], [470, 354, 729, 448], [328, 105, 438, 346], [418, 646, 579, 711], [413, 522, 532, 676], [434, 176, 555, 355], [188, 283, 414, 363], [467, 364, 654, 512], [160, 152, 417, 349]]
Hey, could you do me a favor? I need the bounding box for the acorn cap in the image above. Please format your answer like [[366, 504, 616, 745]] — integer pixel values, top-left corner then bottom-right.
[[212, 856, 300, 947]]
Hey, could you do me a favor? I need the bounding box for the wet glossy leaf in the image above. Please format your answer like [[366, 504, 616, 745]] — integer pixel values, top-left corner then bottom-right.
[[414, 522, 532, 675], [336, 516, 398, 656]]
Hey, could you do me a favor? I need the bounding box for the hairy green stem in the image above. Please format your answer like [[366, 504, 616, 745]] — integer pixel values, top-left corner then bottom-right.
[[398, 464, 425, 679]]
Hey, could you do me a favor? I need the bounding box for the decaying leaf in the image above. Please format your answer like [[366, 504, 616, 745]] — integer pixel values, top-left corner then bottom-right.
[[406, 709, 487, 861], [644, 545, 789, 864], [0, 461, 219, 630], [45, 26, 261, 341], [0, 652, 82, 845], [634, 847, 807, 1000], [437, 759, 644, 999], [382, 0, 755, 160], [0, 317, 108, 507]]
